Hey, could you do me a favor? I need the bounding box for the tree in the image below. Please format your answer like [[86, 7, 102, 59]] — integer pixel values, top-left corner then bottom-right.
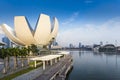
[[10, 47, 20, 70], [5, 48, 12, 70], [19, 47, 28, 67], [30, 44, 39, 56], [0, 48, 8, 73], [26, 46, 31, 65]]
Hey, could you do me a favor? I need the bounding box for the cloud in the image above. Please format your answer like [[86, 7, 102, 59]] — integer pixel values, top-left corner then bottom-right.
[[61, 12, 79, 25], [57, 17, 120, 47]]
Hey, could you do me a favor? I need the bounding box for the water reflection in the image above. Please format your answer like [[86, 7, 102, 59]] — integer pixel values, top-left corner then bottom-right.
[[78, 50, 81, 57], [67, 51, 120, 80]]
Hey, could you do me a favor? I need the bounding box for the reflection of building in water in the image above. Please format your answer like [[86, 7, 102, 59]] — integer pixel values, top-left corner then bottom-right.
[[105, 53, 118, 68], [116, 54, 118, 68], [106, 55, 108, 64], [79, 51, 81, 57]]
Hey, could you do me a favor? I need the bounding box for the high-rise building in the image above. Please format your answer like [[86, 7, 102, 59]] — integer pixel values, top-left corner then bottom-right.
[[2, 36, 10, 48], [52, 39, 58, 46], [79, 42, 81, 48], [69, 43, 74, 48], [100, 41, 103, 46]]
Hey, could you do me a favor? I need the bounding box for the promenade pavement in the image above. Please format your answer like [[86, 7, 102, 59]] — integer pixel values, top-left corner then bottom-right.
[[12, 67, 44, 80]]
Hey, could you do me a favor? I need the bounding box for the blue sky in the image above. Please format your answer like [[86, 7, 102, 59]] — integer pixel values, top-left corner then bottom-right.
[[0, 0, 120, 46]]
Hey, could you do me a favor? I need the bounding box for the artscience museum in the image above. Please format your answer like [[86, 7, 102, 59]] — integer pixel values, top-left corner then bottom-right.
[[1, 14, 59, 47]]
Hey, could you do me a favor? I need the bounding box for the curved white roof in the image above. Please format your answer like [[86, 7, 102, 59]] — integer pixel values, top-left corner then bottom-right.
[[1, 14, 59, 46], [2, 24, 25, 45], [34, 14, 51, 45], [14, 16, 36, 45], [47, 17, 59, 44], [51, 17, 59, 38]]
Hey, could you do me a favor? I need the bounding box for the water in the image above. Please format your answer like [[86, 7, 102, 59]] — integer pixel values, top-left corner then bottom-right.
[[67, 51, 120, 80]]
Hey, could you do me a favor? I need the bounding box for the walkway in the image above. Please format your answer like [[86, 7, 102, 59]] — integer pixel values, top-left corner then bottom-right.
[[12, 66, 44, 80], [12, 55, 72, 80], [34, 55, 72, 80]]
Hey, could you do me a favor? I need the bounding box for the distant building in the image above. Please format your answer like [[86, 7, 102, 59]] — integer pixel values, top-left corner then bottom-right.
[[50, 39, 61, 50], [100, 41, 103, 46], [116, 46, 120, 52], [99, 44, 116, 52], [79, 42, 81, 48], [2, 36, 11, 48], [0, 41, 6, 48], [52, 39, 58, 46], [93, 44, 101, 53], [69, 44, 74, 48]]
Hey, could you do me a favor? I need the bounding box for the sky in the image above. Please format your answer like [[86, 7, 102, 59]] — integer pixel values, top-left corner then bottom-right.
[[0, 0, 120, 47]]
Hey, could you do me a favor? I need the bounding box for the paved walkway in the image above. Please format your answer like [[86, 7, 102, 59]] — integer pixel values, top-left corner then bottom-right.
[[34, 55, 72, 80], [12, 58, 63, 80], [12, 67, 44, 80], [12, 55, 72, 80]]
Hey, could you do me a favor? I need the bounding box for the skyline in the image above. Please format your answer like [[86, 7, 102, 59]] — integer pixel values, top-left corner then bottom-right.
[[0, 0, 120, 46]]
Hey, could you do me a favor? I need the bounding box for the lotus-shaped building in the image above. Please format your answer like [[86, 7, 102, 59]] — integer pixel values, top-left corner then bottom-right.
[[1, 14, 58, 46]]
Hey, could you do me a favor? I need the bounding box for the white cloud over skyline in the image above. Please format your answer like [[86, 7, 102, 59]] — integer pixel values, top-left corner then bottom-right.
[[57, 17, 120, 47]]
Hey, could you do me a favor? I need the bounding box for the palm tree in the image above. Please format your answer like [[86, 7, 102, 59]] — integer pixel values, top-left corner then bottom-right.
[[0, 48, 8, 73], [10, 47, 20, 70], [5, 48, 11, 71], [19, 47, 28, 67], [26, 46, 31, 65]]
